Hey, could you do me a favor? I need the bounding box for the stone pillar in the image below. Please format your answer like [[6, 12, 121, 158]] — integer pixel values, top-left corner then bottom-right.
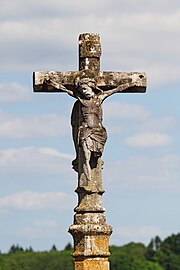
[[69, 142, 112, 270], [69, 154, 112, 269], [69, 33, 112, 270]]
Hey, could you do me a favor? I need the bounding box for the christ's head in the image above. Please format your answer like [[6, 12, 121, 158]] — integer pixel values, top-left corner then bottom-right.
[[78, 78, 96, 98]]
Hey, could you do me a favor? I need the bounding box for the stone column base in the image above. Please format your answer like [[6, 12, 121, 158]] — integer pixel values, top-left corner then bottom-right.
[[69, 224, 112, 269]]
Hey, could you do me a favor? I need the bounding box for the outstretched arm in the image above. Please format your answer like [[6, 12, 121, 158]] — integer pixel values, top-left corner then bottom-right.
[[101, 73, 146, 101], [101, 82, 134, 101], [44, 75, 74, 97]]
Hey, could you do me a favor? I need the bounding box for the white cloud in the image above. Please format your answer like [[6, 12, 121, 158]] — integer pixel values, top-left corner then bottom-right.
[[138, 116, 176, 132], [102, 96, 176, 140], [104, 102, 177, 136], [111, 226, 169, 246], [0, 191, 72, 210], [146, 64, 180, 89], [0, 82, 30, 102], [15, 219, 60, 240], [104, 102, 150, 121], [105, 154, 180, 193], [125, 132, 173, 147], [0, 0, 105, 19], [105, 0, 180, 14], [1, 0, 179, 20], [33, 219, 58, 228], [0, 0, 180, 88], [0, 112, 70, 138], [0, 147, 73, 175]]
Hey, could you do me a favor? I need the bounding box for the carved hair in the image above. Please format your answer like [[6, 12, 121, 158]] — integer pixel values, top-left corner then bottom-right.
[[75, 69, 102, 93]]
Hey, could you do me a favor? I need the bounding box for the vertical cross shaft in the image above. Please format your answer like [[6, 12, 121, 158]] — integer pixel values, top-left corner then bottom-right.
[[69, 33, 112, 270]]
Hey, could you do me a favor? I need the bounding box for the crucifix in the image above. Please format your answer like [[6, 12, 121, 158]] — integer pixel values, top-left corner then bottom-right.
[[33, 33, 146, 270]]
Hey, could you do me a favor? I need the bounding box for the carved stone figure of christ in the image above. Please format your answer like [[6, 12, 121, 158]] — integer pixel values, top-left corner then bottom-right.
[[44, 69, 141, 182]]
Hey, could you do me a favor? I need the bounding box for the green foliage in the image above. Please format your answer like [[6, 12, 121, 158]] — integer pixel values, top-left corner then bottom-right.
[[0, 234, 180, 270], [8, 244, 24, 254], [146, 233, 180, 270], [0, 250, 73, 270], [161, 233, 180, 255], [50, 245, 57, 252], [64, 242, 73, 251], [110, 242, 164, 270]]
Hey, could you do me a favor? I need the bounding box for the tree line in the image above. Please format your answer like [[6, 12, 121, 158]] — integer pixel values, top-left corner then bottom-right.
[[0, 242, 73, 255], [0, 233, 179, 270]]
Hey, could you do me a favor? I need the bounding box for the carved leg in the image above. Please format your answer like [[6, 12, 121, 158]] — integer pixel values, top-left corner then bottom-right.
[[82, 141, 91, 181]]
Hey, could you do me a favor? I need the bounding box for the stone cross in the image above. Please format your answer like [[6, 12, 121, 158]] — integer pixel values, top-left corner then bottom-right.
[[33, 33, 146, 270]]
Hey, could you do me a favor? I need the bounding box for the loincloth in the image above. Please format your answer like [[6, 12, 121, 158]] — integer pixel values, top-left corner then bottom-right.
[[78, 125, 107, 154]]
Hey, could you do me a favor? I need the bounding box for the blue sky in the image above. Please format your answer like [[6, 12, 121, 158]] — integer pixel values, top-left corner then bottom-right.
[[0, 0, 180, 252]]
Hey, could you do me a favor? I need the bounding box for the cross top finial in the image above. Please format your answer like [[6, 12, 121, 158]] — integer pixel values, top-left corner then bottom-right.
[[79, 33, 101, 72]]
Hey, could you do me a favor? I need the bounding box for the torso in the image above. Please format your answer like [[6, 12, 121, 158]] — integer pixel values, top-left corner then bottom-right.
[[78, 96, 103, 128]]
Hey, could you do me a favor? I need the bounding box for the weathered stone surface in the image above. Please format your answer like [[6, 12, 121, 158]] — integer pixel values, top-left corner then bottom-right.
[[79, 33, 101, 72], [33, 71, 146, 92], [74, 191, 105, 213], [69, 224, 112, 257], [74, 213, 106, 225], [74, 258, 110, 270], [79, 33, 101, 58]]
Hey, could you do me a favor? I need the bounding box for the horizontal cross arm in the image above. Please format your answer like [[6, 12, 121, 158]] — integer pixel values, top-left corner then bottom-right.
[[33, 71, 79, 92], [33, 71, 147, 93], [98, 72, 147, 93]]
